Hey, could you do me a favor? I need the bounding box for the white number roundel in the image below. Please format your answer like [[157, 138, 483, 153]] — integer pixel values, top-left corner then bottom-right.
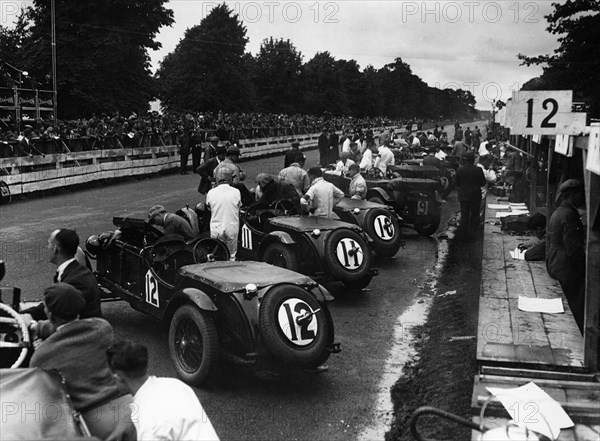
[[373, 214, 395, 241], [277, 299, 318, 346], [335, 238, 364, 270]]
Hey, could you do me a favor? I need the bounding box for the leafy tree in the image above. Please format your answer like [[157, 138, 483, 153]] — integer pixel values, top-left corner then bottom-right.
[[156, 3, 251, 112], [19, 0, 173, 118], [301, 51, 344, 115], [519, 0, 600, 116], [252, 37, 303, 113]]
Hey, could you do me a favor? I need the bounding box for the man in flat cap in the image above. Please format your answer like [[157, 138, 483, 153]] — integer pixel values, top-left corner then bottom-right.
[[30, 283, 135, 441], [148, 205, 195, 242], [206, 168, 241, 260], [455, 151, 486, 242], [546, 178, 586, 332], [255, 173, 300, 209]]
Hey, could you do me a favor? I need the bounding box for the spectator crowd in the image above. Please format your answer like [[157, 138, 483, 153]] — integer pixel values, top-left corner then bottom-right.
[[0, 110, 404, 157]]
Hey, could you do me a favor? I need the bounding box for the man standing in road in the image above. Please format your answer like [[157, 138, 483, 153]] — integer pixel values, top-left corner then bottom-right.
[[177, 129, 191, 174], [328, 127, 339, 165], [190, 129, 204, 172], [455, 151, 486, 242], [283, 140, 301, 168], [546, 179, 586, 332], [206, 168, 241, 261], [202, 136, 220, 165], [301, 167, 344, 218], [196, 146, 226, 195], [108, 340, 220, 441], [279, 152, 310, 197], [213, 145, 252, 206], [318, 127, 329, 166]]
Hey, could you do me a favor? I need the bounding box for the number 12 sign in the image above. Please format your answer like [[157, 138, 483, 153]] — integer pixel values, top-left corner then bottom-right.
[[509, 90, 587, 135]]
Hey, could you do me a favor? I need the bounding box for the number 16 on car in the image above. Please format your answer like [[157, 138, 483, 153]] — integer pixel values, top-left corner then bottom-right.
[[508, 90, 587, 136]]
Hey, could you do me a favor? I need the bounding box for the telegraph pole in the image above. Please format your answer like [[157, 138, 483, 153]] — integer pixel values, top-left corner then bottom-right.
[[51, 0, 57, 121]]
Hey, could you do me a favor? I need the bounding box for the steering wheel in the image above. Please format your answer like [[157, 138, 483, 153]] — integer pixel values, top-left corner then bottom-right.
[[0, 303, 30, 368], [193, 237, 230, 263], [272, 199, 299, 216], [368, 167, 386, 180]]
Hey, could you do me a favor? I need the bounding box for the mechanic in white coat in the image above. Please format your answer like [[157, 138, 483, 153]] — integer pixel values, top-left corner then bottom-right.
[[377, 142, 395, 175], [205, 167, 241, 261]]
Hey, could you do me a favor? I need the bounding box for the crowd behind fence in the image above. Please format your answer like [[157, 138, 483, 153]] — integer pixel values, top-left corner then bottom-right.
[[0, 111, 415, 158]]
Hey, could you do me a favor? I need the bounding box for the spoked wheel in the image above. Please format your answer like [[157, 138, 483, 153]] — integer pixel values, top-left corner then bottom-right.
[[0, 181, 11, 205], [192, 236, 230, 263], [0, 303, 30, 368], [414, 212, 442, 236], [169, 305, 219, 386]]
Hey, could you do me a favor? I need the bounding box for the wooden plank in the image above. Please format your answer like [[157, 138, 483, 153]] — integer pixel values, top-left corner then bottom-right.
[[479, 366, 597, 382]]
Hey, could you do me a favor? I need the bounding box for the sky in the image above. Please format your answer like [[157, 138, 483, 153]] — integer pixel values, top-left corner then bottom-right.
[[2, 0, 562, 110], [148, 0, 561, 110]]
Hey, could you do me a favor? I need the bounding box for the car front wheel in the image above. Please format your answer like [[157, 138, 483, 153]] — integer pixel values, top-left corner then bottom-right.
[[169, 304, 219, 386]]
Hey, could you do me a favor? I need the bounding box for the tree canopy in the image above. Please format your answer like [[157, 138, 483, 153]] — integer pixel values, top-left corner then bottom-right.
[[156, 4, 251, 112], [0, 0, 173, 119], [520, 0, 600, 116]]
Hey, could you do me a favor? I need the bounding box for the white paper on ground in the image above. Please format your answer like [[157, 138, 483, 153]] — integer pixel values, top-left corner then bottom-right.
[[486, 382, 574, 440], [488, 204, 510, 210], [518, 296, 564, 314], [509, 247, 526, 260]]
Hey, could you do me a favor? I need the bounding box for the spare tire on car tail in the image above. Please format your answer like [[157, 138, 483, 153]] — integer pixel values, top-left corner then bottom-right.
[[259, 285, 333, 367], [362, 208, 402, 258], [324, 229, 371, 283]]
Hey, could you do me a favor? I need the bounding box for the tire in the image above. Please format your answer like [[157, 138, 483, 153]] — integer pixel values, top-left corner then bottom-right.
[[259, 284, 333, 367], [362, 208, 402, 258], [263, 242, 299, 272], [0, 181, 10, 205], [324, 229, 371, 283], [343, 275, 373, 291], [414, 212, 442, 236], [169, 304, 219, 386]]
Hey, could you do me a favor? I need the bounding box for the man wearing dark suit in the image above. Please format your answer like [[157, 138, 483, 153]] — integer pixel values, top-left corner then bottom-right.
[[196, 146, 226, 195], [455, 151, 486, 242], [21, 229, 101, 324], [283, 140, 301, 169], [327, 128, 339, 165], [318, 127, 329, 166]]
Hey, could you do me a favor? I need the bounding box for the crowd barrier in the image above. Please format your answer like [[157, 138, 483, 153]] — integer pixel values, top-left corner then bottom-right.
[[0, 127, 396, 196], [0, 125, 330, 158]]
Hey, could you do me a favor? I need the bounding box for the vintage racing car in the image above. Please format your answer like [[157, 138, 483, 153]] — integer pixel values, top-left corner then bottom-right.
[[332, 198, 403, 258], [86, 218, 340, 385], [324, 171, 443, 236], [237, 203, 378, 290]]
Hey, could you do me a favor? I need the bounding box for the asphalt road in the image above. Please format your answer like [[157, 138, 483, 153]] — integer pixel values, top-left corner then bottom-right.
[[0, 141, 463, 440]]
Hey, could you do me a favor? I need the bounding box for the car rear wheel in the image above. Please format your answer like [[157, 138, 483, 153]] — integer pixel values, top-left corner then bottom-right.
[[259, 285, 333, 367], [324, 229, 371, 283], [362, 208, 402, 258], [414, 212, 442, 236], [169, 304, 219, 386], [263, 242, 299, 272]]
